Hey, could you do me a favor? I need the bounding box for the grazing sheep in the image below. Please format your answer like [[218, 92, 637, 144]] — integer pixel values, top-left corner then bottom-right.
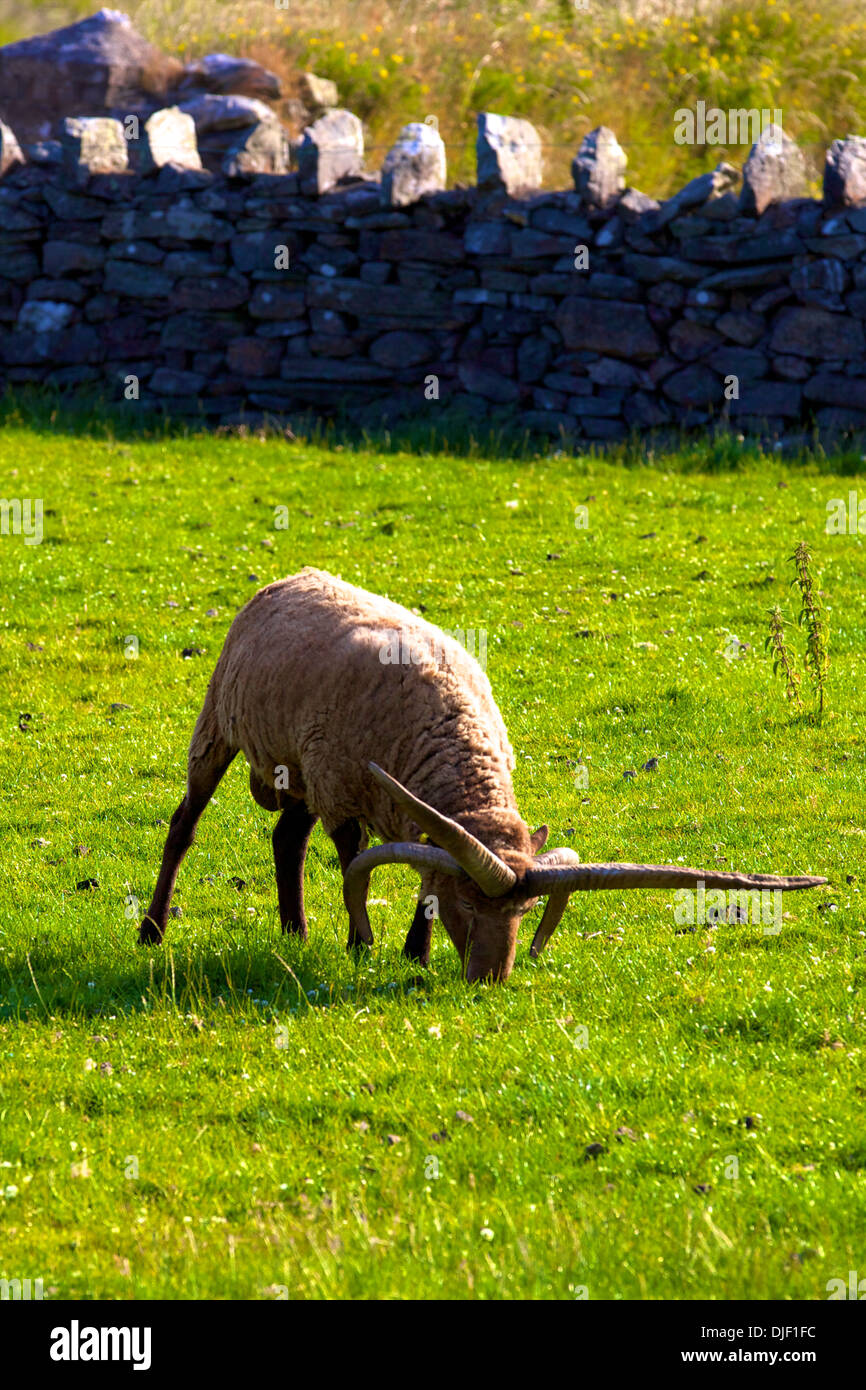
[[139, 567, 826, 981]]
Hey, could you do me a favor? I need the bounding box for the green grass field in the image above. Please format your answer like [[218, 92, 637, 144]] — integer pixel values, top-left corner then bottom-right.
[[0, 414, 863, 1300]]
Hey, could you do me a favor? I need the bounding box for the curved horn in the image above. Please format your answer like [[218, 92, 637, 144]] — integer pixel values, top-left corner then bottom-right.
[[368, 763, 517, 897], [524, 855, 827, 958], [526, 848, 581, 957], [342, 842, 466, 948]]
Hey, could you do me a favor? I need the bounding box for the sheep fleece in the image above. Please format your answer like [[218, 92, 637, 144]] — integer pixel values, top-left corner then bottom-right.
[[192, 568, 524, 848]]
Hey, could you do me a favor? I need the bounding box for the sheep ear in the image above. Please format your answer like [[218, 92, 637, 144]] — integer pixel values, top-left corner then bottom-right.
[[530, 825, 549, 854]]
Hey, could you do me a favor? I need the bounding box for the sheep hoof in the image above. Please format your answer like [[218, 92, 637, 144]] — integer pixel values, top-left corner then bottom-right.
[[138, 917, 164, 946], [281, 920, 309, 942]]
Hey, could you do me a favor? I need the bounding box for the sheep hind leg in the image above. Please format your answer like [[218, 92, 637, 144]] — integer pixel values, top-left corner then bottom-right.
[[331, 817, 369, 952], [272, 801, 318, 939], [139, 740, 235, 946]]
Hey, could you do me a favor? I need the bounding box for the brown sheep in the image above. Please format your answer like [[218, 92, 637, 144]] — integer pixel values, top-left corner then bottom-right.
[[139, 568, 826, 981]]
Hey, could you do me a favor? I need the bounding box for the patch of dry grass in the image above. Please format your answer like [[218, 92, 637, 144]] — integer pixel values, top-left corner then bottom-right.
[[2, 2, 866, 194]]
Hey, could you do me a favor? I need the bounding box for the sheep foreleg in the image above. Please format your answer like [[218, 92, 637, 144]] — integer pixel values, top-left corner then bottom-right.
[[331, 818, 369, 950], [403, 899, 433, 966]]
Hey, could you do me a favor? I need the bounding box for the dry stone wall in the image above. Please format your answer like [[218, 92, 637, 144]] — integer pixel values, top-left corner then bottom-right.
[[2, 100, 866, 443]]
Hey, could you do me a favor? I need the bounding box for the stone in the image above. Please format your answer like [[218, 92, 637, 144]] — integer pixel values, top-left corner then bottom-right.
[[533, 387, 566, 412], [464, 222, 511, 256], [624, 392, 671, 428], [791, 258, 847, 303], [160, 313, 245, 350], [101, 200, 231, 242], [27, 278, 86, 304], [773, 354, 811, 380], [572, 126, 626, 210], [621, 252, 704, 285], [17, 299, 74, 333], [222, 120, 290, 177], [682, 229, 802, 264], [0, 9, 181, 143], [662, 365, 721, 407], [644, 163, 739, 230], [752, 287, 795, 314], [728, 382, 802, 417], [476, 113, 543, 196], [174, 273, 249, 310], [648, 283, 685, 310], [702, 192, 740, 222], [307, 276, 455, 325], [164, 250, 224, 277], [230, 232, 294, 274], [179, 95, 280, 173], [381, 123, 446, 207], [42, 184, 105, 220], [179, 94, 275, 135], [814, 406, 866, 434], [700, 264, 790, 292], [595, 219, 624, 250], [297, 73, 339, 114], [520, 409, 578, 437], [150, 367, 207, 395], [279, 358, 392, 383], [824, 136, 866, 207], [137, 107, 201, 173], [740, 125, 808, 216], [23, 139, 63, 167], [378, 229, 463, 263], [309, 309, 350, 336], [567, 394, 622, 418], [716, 311, 765, 346], [517, 336, 552, 382], [805, 233, 866, 261], [581, 417, 627, 441], [687, 287, 725, 310], [617, 188, 660, 222], [457, 362, 520, 403], [153, 163, 212, 194], [0, 248, 40, 282], [59, 116, 128, 178], [804, 373, 866, 411], [0, 119, 24, 177], [529, 207, 593, 242], [668, 320, 721, 361], [509, 228, 578, 260], [226, 337, 282, 377], [176, 53, 281, 101], [249, 284, 306, 320], [587, 358, 642, 388], [555, 298, 661, 360], [44, 240, 106, 275], [0, 198, 39, 232], [104, 261, 174, 298], [769, 306, 865, 358], [296, 110, 364, 195], [370, 330, 436, 367], [713, 348, 769, 380]]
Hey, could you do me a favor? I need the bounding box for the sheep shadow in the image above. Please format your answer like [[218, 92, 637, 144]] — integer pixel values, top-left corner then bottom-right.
[[0, 921, 450, 1025]]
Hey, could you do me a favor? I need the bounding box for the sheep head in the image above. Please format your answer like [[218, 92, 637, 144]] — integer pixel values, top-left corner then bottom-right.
[[342, 763, 827, 983]]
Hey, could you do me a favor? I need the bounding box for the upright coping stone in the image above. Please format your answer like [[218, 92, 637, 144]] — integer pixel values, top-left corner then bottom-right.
[[381, 121, 446, 207], [476, 112, 543, 196]]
